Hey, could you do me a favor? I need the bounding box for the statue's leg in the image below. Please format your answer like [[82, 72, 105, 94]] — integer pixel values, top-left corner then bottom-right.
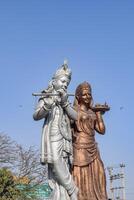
[[50, 139, 78, 200]]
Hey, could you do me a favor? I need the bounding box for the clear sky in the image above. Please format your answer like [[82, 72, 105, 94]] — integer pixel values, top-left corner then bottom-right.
[[0, 0, 134, 199]]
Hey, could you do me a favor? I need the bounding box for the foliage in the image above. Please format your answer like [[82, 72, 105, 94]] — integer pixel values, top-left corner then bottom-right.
[[0, 168, 40, 200], [0, 168, 20, 200], [12, 144, 47, 185], [0, 133, 48, 200], [0, 133, 47, 185], [0, 133, 16, 167]]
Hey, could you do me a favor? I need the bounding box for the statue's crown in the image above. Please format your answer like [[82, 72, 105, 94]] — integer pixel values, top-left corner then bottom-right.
[[53, 61, 72, 80]]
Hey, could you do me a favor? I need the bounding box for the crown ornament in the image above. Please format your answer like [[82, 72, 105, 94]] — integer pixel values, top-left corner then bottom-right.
[[52, 60, 72, 80]]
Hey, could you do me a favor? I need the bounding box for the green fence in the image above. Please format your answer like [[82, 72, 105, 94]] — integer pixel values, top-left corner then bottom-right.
[[17, 183, 52, 199]]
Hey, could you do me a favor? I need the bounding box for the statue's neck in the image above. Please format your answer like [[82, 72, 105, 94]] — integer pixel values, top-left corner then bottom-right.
[[79, 104, 88, 111]]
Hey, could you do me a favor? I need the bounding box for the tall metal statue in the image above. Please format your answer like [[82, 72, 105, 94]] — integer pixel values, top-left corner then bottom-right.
[[33, 63, 78, 200], [71, 82, 109, 200]]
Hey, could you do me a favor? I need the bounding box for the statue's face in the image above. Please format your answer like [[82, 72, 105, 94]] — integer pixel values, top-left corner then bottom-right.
[[53, 76, 70, 92], [78, 88, 92, 105]]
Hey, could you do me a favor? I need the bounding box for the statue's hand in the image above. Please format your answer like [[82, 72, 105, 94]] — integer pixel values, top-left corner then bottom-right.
[[59, 91, 69, 107], [60, 90, 68, 102], [43, 97, 54, 110]]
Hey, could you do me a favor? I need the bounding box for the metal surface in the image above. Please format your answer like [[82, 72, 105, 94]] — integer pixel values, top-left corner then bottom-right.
[[32, 92, 74, 97], [72, 82, 108, 200], [33, 63, 78, 200]]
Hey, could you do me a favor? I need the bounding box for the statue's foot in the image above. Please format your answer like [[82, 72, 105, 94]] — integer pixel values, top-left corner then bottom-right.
[[70, 187, 78, 200]]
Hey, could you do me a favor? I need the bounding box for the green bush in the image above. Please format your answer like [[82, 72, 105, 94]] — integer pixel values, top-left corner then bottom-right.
[[0, 168, 40, 200], [0, 168, 21, 199]]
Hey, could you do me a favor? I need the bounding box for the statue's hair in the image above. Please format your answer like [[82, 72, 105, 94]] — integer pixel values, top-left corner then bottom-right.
[[75, 82, 91, 97]]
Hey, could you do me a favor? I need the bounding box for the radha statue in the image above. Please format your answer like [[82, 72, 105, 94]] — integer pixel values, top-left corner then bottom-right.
[[71, 82, 108, 200]]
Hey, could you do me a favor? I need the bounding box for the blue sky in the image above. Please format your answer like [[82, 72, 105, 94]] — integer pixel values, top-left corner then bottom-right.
[[0, 0, 134, 199]]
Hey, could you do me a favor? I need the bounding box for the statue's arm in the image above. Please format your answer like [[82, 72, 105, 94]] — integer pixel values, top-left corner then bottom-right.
[[33, 98, 53, 120], [64, 104, 78, 121], [59, 91, 78, 120], [94, 111, 105, 134]]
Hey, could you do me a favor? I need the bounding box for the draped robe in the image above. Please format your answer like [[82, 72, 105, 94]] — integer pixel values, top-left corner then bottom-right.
[[72, 108, 108, 200]]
